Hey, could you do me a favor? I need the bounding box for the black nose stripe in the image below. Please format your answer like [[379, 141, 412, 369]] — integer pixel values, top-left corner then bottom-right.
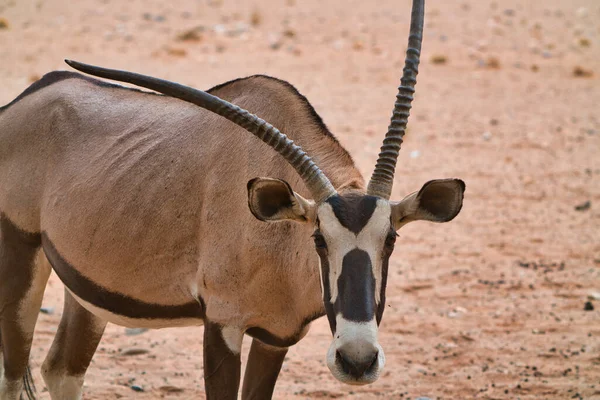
[[336, 248, 376, 322]]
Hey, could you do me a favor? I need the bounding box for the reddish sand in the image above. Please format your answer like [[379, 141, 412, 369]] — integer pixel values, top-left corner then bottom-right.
[[1, 0, 599, 398]]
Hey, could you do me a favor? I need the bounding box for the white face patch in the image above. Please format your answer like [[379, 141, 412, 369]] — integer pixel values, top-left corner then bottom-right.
[[316, 199, 392, 305]]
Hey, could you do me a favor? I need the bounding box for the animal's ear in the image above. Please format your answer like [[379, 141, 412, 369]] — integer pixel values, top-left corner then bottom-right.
[[247, 178, 316, 222], [391, 179, 465, 230]]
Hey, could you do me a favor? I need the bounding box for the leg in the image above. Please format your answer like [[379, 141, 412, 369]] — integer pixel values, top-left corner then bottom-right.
[[0, 216, 50, 400], [203, 322, 243, 400], [41, 289, 106, 400], [241, 339, 288, 400]]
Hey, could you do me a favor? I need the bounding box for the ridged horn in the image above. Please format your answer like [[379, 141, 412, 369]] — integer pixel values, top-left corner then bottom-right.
[[65, 60, 337, 203], [367, 0, 425, 199]]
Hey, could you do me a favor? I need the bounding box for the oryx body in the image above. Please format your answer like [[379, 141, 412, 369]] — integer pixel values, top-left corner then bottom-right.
[[0, 0, 465, 399]]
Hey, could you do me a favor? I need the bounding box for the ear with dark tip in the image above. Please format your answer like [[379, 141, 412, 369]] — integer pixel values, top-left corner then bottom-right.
[[247, 178, 315, 222], [391, 179, 465, 229]]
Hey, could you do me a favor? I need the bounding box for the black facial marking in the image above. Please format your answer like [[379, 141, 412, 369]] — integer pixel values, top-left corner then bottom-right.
[[336, 249, 376, 322], [42, 233, 204, 320], [376, 254, 391, 325], [326, 194, 379, 234], [319, 254, 337, 333]]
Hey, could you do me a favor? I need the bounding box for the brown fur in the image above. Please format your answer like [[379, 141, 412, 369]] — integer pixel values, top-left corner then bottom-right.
[[0, 72, 365, 399]]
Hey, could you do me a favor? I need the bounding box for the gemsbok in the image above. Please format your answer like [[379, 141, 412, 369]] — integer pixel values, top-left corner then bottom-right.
[[0, 0, 464, 398]]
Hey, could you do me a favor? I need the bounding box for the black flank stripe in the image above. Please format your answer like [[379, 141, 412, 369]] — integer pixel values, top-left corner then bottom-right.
[[41, 233, 203, 320]]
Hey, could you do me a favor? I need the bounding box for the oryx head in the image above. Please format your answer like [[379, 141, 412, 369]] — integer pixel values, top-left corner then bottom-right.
[[246, 175, 463, 385], [243, 0, 463, 384], [65, 0, 463, 386]]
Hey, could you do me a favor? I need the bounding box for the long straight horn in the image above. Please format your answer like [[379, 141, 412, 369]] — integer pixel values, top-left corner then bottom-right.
[[65, 60, 337, 203], [367, 0, 425, 199]]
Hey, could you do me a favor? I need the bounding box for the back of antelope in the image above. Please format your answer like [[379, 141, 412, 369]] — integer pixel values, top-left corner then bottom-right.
[[0, 0, 465, 398]]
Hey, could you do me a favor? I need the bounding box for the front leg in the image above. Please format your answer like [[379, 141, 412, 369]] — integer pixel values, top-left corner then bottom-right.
[[241, 339, 288, 400], [203, 321, 243, 400]]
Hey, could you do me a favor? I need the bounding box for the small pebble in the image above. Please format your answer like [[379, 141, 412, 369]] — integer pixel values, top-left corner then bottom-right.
[[410, 150, 421, 159], [159, 385, 185, 393], [120, 348, 150, 356], [482, 131, 492, 141], [574, 201, 591, 211], [431, 54, 448, 64], [577, 37, 591, 47], [588, 292, 600, 301], [130, 384, 144, 392], [176, 27, 203, 42], [573, 66, 593, 78], [125, 327, 149, 336], [39, 306, 54, 315], [584, 301, 594, 311], [250, 10, 262, 26], [0, 17, 9, 29]]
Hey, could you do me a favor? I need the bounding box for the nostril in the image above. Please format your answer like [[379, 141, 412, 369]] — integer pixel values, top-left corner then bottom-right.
[[335, 349, 379, 378]]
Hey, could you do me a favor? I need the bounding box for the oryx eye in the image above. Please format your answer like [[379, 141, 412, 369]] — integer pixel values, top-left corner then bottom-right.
[[385, 232, 398, 248], [312, 232, 327, 250]]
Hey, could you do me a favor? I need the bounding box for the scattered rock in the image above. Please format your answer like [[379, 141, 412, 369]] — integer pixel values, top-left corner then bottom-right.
[[531, 64, 539, 72], [577, 37, 591, 47], [482, 131, 492, 141], [268, 33, 283, 50], [574, 200, 591, 211], [484, 56, 501, 69], [541, 50, 552, 58], [250, 10, 262, 27], [352, 40, 364, 51], [573, 66, 593, 78], [415, 397, 432, 400], [588, 292, 600, 301], [39, 306, 54, 315], [0, 17, 9, 29], [213, 24, 227, 35], [165, 47, 187, 57], [125, 328, 149, 336], [282, 28, 296, 38], [159, 385, 185, 393], [503, 9, 515, 17], [120, 348, 150, 356], [410, 150, 421, 159], [176, 27, 203, 42], [130, 384, 144, 392], [430, 54, 448, 64], [584, 301, 594, 311], [227, 23, 249, 37]]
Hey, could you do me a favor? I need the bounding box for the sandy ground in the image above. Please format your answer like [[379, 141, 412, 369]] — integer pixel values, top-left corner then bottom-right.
[[1, 0, 599, 398]]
